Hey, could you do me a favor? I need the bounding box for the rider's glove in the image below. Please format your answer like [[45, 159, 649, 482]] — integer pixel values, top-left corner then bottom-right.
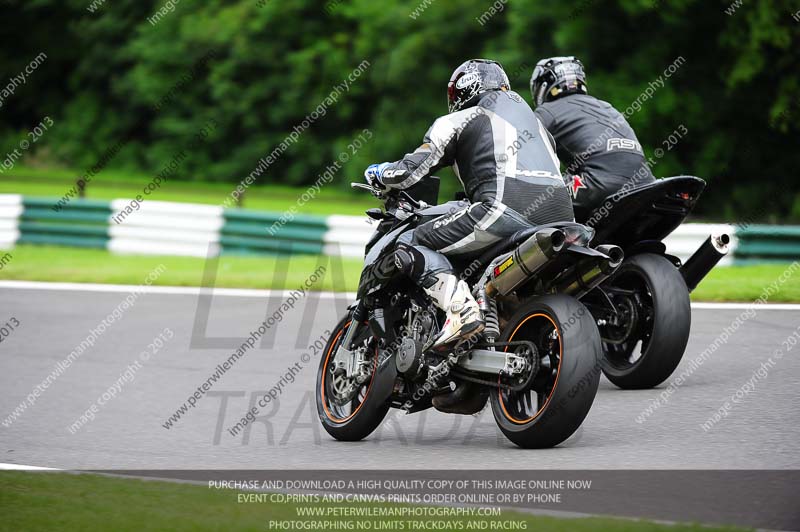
[[364, 162, 391, 189]]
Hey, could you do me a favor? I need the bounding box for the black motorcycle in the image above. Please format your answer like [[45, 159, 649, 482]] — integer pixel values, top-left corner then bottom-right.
[[315, 178, 623, 448], [578, 176, 730, 389]]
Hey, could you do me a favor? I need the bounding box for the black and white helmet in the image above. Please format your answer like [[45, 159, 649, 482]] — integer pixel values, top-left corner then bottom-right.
[[447, 59, 510, 113], [530, 56, 588, 108]]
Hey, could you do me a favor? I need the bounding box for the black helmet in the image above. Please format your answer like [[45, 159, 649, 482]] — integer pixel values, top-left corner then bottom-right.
[[447, 59, 510, 113], [530, 56, 587, 107]]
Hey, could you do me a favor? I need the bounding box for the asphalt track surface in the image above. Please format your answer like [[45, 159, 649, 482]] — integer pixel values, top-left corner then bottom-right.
[[1, 281, 798, 528]]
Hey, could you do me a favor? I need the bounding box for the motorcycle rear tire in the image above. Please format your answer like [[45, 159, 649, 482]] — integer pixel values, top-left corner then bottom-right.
[[491, 295, 602, 449], [600, 253, 692, 389]]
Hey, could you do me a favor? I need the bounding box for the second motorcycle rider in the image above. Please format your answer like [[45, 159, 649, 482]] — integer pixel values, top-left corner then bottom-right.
[[530, 56, 656, 221]]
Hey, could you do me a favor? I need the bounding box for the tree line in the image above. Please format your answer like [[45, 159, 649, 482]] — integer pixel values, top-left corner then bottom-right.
[[0, 0, 797, 220]]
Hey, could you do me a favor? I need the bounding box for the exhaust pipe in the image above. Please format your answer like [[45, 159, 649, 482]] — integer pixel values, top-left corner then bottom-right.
[[555, 244, 625, 299], [680, 233, 731, 292], [485, 228, 566, 297]]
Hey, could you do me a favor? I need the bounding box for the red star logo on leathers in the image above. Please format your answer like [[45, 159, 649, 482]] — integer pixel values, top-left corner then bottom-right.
[[570, 175, 587, 198]]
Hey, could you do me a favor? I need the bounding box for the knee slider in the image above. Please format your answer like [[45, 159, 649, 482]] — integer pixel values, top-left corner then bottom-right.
[[394, 243, 425, 280]]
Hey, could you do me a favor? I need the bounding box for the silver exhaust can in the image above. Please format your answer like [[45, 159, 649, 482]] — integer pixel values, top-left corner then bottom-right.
[[485, 228, 566, 297]]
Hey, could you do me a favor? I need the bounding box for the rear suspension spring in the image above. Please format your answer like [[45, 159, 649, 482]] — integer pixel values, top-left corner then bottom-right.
[[484, 298, 500, 342]]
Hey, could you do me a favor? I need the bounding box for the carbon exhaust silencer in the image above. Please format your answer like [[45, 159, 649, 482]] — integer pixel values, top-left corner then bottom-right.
[[555, 244, 625, 299], [679, 233, 731, 292], [485, 228, 566, 298]]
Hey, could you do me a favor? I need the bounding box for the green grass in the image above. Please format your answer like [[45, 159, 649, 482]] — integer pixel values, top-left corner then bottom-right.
[[0, 165, 377, 216], [690, 262, 800, 302], [1, 245, 798, 302], [0, 245, 362, 292], [0, 472, 748, 532]]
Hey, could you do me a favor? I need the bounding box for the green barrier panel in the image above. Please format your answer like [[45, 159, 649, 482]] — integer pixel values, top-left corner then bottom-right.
[[224, 209, 327, 228], [220, 234, 324, 255], [735, 241, 800, 258], [19, 221, 109, 238], [19, 197, 112, 250], [736, 226, 800, 238], [21, 207, 111, 224], [221, 207, 329, 256], [23, 197, 113, 212], [223, 221, 328, 242], [17, 233, 109, 249], [735, 224, 800, 261]]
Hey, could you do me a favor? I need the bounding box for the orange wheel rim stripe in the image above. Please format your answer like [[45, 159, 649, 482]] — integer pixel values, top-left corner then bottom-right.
[[320, 321, 377, 424], [498, 313, 563, 425]]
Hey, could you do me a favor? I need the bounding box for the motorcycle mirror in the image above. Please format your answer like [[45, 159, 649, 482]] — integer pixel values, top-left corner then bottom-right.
[[366, 208, 385, 220]]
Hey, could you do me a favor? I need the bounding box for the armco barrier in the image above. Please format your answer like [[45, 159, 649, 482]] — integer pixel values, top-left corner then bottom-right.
[[0, 194, 798, 264], [222, 209, 327, 256], [0, 194, 22, 249], [324, 215, 373, 258], [108, 199, 223, 257], [735, 225, 800, 262], [20, 197, 111, 249]]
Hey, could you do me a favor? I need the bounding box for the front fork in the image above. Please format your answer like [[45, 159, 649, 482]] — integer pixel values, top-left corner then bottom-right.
[[332, 303, 367, 378]]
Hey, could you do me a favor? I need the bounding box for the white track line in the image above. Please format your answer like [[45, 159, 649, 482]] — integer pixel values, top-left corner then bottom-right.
[[0, 463, 61, 471], [0, 280, 798, 310], [0, 280, 356, 300], [691, 302, 800, 310]]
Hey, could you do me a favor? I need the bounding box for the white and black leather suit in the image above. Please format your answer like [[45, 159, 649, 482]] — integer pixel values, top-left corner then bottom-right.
[[380, 89, 575, 286], [535, 93, 655, 221]]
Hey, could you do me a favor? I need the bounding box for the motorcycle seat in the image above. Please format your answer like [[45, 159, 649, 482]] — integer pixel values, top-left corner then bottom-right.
[[587, 175, 706, 247]]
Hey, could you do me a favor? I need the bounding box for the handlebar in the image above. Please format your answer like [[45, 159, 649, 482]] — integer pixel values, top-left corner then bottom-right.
[[350, 182, 426, 210], [350, 182, 380, 194]]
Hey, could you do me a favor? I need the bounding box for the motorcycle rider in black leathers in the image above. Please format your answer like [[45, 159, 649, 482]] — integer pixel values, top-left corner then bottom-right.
[[364, 59, 574, 351], [530, 57, 655, 222]]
